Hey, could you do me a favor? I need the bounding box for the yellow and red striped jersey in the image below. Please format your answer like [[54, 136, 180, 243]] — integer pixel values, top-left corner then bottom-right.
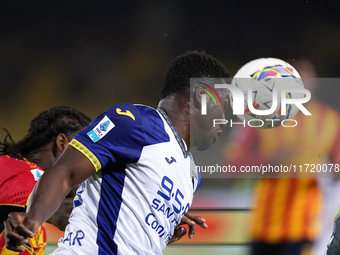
[[224, 101, 340, 242]]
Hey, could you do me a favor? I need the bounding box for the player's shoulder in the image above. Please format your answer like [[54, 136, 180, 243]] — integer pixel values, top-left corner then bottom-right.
[[0, 155, 23, 175], [0, 154, 35, 171], [0, 155, 43, 204], [86, 103, 170, 145], [101, 103, 165, 130], [105, 103, 161, 123], [0, 155, 43, 179]]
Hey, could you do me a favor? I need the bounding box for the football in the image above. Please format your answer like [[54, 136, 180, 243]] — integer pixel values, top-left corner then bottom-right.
[[230, 58, 304, 128]]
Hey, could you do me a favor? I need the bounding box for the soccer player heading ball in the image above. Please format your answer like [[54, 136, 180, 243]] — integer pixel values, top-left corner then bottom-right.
[[4, 51, 230, 254]]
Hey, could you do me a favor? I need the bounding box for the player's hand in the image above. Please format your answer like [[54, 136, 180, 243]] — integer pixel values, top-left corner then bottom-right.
[[4, 212, 38, 252], [168, 212, 208, 244]]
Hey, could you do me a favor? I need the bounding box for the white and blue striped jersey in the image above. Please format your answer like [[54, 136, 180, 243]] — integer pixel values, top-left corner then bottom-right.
[[53, 104, 201, 255]]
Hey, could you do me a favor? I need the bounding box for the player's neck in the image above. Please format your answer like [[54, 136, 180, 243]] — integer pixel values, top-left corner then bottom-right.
[[158, 95, 190, 148]]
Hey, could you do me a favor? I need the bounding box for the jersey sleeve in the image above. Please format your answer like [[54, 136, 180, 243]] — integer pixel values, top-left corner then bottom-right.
[[70, 104, 169, 172]]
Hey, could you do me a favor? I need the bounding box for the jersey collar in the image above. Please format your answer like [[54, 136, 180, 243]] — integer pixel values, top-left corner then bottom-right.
[[157, 108, 189, 158]]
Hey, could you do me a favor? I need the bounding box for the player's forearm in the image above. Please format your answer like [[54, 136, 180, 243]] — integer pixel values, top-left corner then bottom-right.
[[26, 167, 74, 229], [26, 145, 96, 230]]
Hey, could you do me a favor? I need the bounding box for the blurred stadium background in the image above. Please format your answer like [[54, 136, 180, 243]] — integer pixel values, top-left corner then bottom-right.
[[1, 1, 340, 254]]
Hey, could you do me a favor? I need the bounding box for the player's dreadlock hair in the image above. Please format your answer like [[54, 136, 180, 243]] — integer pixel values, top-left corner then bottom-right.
[[0, 106, 91, 157], [160, 51, 230, 99]]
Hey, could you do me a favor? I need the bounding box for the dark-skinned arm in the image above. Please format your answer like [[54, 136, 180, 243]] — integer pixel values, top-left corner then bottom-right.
[[4, 145, 95, 252]]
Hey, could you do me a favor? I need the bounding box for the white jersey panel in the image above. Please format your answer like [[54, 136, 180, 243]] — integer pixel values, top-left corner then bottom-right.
[[53, 174, 102, 254], [114, 137, 194, 253]]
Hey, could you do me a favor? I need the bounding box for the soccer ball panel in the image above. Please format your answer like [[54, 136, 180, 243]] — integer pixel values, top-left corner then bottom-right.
[[230, 58, 304, 129]]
